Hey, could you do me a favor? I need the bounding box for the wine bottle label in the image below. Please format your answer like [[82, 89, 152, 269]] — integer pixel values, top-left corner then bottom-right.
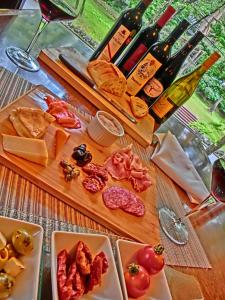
[[123, 43, 148, 72], [143, 77, 164, 98], [151, 95, 174, 118], [98, 25, 131, 62], [127, 53, 162, 95]]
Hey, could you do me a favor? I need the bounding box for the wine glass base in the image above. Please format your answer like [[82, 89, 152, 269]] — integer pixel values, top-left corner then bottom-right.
[[159, 207, 189, 245], [6, 47, 40, 72]]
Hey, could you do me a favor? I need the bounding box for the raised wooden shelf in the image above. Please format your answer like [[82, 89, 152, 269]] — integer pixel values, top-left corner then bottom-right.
[[38, 48, 155, 148]]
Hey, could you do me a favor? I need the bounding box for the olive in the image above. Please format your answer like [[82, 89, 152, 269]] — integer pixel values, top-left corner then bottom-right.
[[72, 149, 85, 161], [0, 273, 15, 299], [11, 229, 34, 256], [84, 151, 92, 163], [73, 144, 86, 152]]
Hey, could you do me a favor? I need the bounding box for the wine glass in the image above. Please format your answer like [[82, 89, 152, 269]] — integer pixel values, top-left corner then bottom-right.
[[158, 158, 225, 245], [6, 0, 86, 72]]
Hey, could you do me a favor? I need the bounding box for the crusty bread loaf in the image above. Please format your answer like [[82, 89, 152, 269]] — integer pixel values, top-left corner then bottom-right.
[[130, 96, 148, 118], [87, 60, 127, 97]]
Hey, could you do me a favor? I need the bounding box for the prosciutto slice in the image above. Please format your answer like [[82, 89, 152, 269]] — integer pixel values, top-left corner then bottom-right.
[[105, 145, 152, 192]]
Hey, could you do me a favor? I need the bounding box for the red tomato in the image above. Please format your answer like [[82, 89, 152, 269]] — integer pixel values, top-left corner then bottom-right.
[[124, 263, 150, 298], [136, 244, 165, 275]]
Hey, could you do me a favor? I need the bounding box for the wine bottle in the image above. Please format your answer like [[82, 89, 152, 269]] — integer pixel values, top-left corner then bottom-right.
[[126, 19, 190, 96], [116, 5, 176, 76], [89, 0, 153, 63], [149, 52, 221, 124], [139, 31, 204, 105]]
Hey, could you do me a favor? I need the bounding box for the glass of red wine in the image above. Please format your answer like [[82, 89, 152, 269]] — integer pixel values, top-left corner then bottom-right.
[[6, 0, 86, 72], [159, 158, 225, 245]]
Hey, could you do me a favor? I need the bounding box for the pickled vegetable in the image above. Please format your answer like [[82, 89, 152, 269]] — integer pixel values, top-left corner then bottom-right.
[[11, 229, 33, 256]]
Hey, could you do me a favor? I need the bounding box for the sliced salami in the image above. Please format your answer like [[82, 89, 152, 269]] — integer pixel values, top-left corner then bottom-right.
[[82, 163, 108, 181], [82, 175, 105, 193], [102, 186, 130, 209], [122, 193, 145, 217]]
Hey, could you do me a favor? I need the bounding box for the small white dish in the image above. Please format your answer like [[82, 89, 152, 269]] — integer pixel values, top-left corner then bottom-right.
[[116, 239, 172, 300], [51, 231, 123, 300], [0, 216, 43, 300], [87, 110, 124, 147]]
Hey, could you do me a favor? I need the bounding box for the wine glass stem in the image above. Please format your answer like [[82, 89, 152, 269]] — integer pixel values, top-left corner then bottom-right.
[[26, 17, 49, 54], [185, 194, 215, 217]]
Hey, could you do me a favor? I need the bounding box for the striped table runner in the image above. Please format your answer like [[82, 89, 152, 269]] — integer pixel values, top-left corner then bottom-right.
[[0, 67, 211, 269]]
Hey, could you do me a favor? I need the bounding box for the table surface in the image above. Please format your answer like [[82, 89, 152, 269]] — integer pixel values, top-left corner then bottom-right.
[[1, 10, 225, 300]]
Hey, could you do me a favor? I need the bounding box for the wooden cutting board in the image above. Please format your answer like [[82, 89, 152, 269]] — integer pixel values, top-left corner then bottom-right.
[[0, 86, 160, 245], [38, 48, 155, 148]]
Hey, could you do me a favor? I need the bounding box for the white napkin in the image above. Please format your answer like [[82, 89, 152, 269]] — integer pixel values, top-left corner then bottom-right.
[[151, 132, 209, 203]]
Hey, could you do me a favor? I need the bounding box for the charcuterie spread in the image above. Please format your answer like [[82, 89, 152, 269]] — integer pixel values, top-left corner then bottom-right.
[[0, 87, 159, 246], [57, 241, 108, 300]]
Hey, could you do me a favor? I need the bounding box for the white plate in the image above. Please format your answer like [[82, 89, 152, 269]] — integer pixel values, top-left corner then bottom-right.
[[51, 231, 123, 300], [116, 239, 172, 300], [0, 216, 43, 300]]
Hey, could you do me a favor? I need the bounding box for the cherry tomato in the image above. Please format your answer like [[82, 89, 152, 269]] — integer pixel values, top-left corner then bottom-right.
[[124, 263, 150, 298], [136, 244, 165, 275]]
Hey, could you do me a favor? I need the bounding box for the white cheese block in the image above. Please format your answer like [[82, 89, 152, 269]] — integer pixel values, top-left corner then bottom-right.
[[2, 134, 48, 167], [4, 257, 25, 277], [0, 232, 7, 250]]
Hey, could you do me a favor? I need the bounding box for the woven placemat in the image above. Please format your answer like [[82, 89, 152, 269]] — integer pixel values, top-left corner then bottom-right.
[[0, 67, 211, 269]]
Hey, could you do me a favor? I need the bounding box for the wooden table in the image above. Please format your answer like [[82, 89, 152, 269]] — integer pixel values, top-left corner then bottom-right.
[[0, 13, 225, 299]]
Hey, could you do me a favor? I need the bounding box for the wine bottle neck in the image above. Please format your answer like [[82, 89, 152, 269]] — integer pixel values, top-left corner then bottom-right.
[[166, 19, 189, 45], [173, 31, 204, 60], [156, 5, 176, 28], [135, 0, 152, 13], [202, 52, 221, 71]]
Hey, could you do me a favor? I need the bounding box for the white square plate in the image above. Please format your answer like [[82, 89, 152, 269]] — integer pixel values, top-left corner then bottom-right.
[[51, 231, 123, 300], [116, 239, 172, 300], [0, 216, 43, 300]]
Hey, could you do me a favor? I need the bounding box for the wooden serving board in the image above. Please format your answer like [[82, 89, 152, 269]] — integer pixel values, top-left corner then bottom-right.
[[38, 48, 155, 148], [0, 86, 160, 245]]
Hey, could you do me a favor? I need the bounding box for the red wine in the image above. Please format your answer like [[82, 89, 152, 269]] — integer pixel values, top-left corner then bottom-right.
[[89, 0, 153, 63], [211, 159, 225, 203], [126, 19, 189, 95], [139, 31, 204, 105], [39, 0, 76, 22], [116, 5, 176, 76]]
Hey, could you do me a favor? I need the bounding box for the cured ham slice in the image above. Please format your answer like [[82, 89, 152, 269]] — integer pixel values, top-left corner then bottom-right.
[[45, 95, 81, 129], [105, 145, 152, 192]]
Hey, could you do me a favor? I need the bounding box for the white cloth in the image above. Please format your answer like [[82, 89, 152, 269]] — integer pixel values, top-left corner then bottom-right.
[[151, 132, 209, 203]]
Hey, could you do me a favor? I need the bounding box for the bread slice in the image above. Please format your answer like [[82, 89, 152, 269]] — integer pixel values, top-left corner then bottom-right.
[[87, 60, 127, 97], [130, 96, 148, 118]]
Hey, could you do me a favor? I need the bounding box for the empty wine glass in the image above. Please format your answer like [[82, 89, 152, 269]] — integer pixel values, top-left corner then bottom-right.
[[159, 157, 225, 245], [6, 0, 86, 72]]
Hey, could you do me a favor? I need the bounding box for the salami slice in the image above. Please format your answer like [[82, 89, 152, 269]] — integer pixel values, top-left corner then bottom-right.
[[122, 193, 145, 217], [82, 175, 105, 193], [82, 163, 108, 181], [102, 186, 130, 209]]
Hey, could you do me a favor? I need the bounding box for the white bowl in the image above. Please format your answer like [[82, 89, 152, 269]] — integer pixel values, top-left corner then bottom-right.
[[51, 231, 123, 300], [87, 111, 124, 147], [116, 239, 172, 300], [0, 216, 43, 300]]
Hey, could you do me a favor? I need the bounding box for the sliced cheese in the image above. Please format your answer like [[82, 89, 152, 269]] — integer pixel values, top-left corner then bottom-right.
[[55, 128, 70, 156], [2, 134, 48, 167], [4, 257, 25, 277]]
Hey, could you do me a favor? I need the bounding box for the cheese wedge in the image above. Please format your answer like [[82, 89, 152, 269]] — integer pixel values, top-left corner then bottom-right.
[[2, 134, 48, 167], [55, 128, 70, 156]]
